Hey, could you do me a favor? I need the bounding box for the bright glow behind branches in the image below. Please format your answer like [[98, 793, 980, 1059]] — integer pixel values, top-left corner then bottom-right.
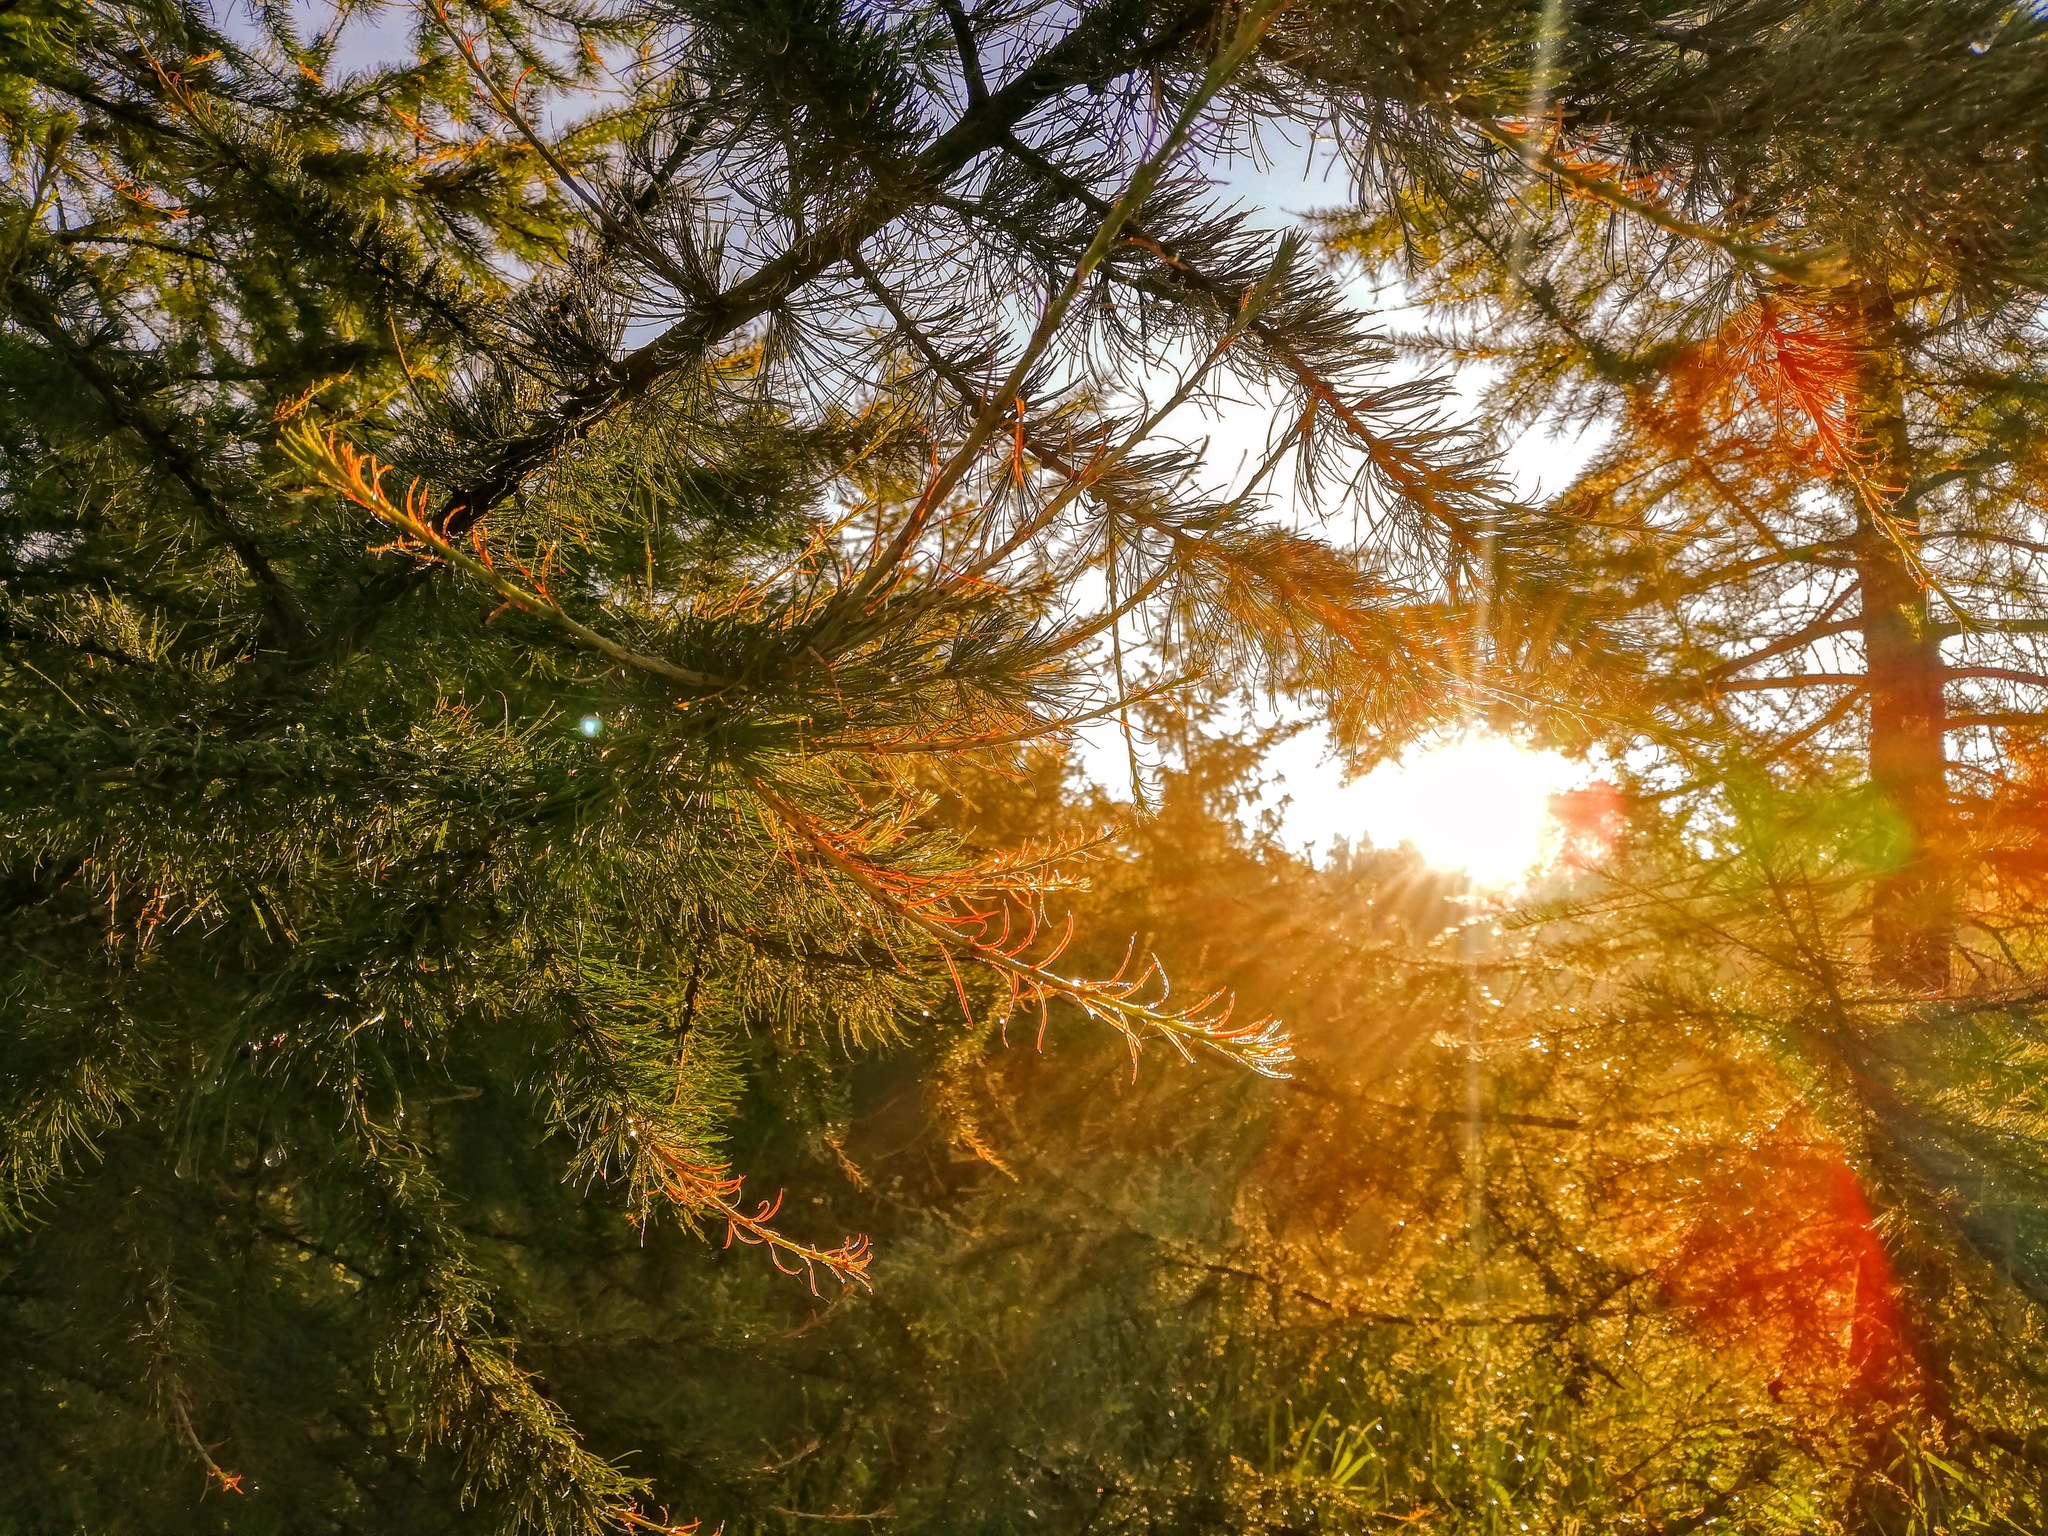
[[1348, 734, 1578, 887], [1238, 727, 1581, 886]]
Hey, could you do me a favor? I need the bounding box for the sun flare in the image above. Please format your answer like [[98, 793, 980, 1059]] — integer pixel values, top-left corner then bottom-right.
[[1253, 729, 1584, 886], [1350, 733, 1579, 887]]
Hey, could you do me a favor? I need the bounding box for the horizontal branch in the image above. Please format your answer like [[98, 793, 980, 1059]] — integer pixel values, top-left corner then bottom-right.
[[1923, 529, 2048, 559], [1936, 617, 2048, 638], [1946, 711, 2048, 731], [1700, 615, 1861, 684], [1946, 666, 2048, 688], [1459, 107, 1852, 285], [1707, 672, 1869, 693]]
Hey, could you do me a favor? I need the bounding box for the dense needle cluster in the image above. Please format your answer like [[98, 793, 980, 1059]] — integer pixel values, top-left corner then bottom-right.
[[0, 0, 1496, 1525]]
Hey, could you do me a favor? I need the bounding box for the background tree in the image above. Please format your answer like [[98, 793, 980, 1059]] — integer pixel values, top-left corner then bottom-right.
[[420, 730, 2048, 1534], [1294, 0, 2048, 1513], [1309, 0, 2048, 992]]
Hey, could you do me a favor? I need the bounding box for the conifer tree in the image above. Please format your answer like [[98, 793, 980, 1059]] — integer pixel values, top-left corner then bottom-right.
[[1299, 0, 2048, 1509], [0, 0, 1513, 1527]]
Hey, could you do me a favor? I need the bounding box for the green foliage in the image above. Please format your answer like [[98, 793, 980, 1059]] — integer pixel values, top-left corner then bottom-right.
[[10, 0, 2048, 1532], [0, 0, 1498, 1526]]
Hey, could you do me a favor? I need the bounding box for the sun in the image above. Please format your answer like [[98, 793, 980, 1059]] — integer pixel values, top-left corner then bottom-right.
[[1255, 729, 1581, 887], [1350, 733, 1579, 887], [1084, 717, 1588, 887]]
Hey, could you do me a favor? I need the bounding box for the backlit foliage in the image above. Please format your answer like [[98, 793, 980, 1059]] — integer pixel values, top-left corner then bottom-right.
[[10, 0, 2048, 1531]]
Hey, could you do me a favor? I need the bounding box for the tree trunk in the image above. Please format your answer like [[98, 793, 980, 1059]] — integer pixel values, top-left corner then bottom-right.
[[1849, 278, 1953, 993]]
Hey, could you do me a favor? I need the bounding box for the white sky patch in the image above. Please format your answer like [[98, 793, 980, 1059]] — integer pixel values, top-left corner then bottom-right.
[[1073, 707, 1592, 887], [1264, 729, 1584, 885]]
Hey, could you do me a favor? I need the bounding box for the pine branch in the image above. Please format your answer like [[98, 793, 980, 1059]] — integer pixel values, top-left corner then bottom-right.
[[1704, 673, 1869, 694], [1456, 106, 1855, 286], [1694, 615, 1863, 687], [286, 425, 732, 689], [993, 131, 1501, 554], [752, 779, 1294, 1077], [2, 270, 303, 649], [432, 0, 1220, 531]]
